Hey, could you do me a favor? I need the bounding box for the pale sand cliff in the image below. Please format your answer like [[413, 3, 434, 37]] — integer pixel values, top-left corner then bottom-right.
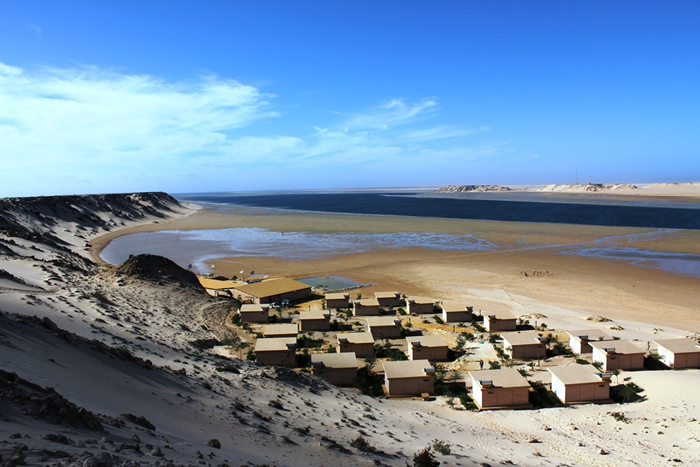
[[1, 191, 700, 466]]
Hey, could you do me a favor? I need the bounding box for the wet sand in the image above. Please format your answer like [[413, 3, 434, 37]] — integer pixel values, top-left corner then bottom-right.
[[91, 205, 700, 333]]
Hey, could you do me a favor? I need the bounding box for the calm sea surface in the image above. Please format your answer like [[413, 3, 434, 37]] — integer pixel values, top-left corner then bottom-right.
[[177, 191, 700, 230]]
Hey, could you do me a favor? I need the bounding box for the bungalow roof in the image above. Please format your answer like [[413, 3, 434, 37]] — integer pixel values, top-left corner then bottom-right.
[[501, 332, 546, 346], [364, 316, 402, 327], [263, 323, 298, 337], [299, 310, 330, 321], [486, 311, 517, 320], [406, 335, 447, 348], [654, 339, 700, 354], [383, 359, 434, 379], [406, 296, 435, 305], [240, 304, 269, 313], [233, 278, 311, 299], [549, 365, 610, 384], [567, 329, 612, 342], [197, 277, 241, 290], [254, 337, 297, 352], [311, 352, 358, 369], [441, 302, 471, 313], [355, 298, 380, 307], [590, 340, 646, 355], [375, 291, 401, 299], [325, 292, 349, 300], [469, 368, 529, 389], [337, 332, 375, 345]]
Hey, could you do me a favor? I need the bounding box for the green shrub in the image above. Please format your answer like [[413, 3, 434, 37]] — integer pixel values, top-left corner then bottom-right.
[[413, 447, 439, 467], [354, 367, 384, 397], [431, 438, 452, 455], [350, 435, 376, 452], [459, 393, 479, 411]]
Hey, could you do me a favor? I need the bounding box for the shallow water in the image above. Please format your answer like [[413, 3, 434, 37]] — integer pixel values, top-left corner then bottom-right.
[[100, 225, 700, 279], [100, 227, 498, 274], [296, 276, 362, 290]]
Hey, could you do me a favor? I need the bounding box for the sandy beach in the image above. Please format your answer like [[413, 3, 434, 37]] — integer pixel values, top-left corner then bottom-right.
[[93, 203, 700, 333], [3, 190, 700, 466]]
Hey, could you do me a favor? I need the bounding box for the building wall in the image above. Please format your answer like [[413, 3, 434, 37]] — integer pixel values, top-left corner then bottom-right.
[[337, 342, 374, 358], [256, 350, 295, 366], [384, 376, 434, 396], [442, 310, 472, 323], [408, 345, 448, 361], [506, 343, 546, 360], [551, 378, 610, 404], [473, 384, 530, 408], [240, 311, 268, 323], [485, 317, 517, 332], [377, 297, 401, 308], [569, 337, 592, 354], [407, 303, 434, 314], [300, 319, 330, 332], [312, 368, 357, 386], [369, 325, 401, 339], [593, 348, 645, 371], [353, 305, 380, 316], [326, 298, 350, 309], [659, 349, 700, 369]]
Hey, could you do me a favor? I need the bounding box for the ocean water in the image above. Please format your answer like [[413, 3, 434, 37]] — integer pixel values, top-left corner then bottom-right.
[[177, 191, 700, 230]]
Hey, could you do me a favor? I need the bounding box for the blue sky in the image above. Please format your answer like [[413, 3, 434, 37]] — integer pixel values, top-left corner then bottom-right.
[[1, 1, 699, 196]]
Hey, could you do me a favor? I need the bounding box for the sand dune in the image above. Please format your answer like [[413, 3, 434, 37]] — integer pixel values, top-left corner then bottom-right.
[[2, 192, 700, 466]]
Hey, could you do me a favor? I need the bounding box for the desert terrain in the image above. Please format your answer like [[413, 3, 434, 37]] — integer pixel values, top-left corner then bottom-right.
[[1, 189, 700, 466]]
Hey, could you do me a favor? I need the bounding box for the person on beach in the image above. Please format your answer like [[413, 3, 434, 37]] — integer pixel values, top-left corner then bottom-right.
[[479, 359, 484, 370]]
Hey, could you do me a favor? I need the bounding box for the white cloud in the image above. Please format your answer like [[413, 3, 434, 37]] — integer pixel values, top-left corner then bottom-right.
[[344, 98, 438, 130], [0, 62, 514, 195]]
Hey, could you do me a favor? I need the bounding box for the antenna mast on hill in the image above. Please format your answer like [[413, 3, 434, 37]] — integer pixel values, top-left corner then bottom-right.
[[576, 169, 578, 185], [588, 171, 591, 185]]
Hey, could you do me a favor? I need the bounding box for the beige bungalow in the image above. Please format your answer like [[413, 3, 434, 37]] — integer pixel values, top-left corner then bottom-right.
[[353, 298, 381, 316], [383, 359, 435, 397], [549, 365, 611, 405], [406, 297, 436, 315], [591, 340, 645, 371], [263, 323, 299, 338], [337, 332, 375, 358], [365, 316, 402, 339], [238, 304, 270, 323], [654, 339, 700, 369], [406, 335, 448, 361], [567, 329, 612, 354], [325, 292, 350, 309], [231, 278, 312, 305], [501, 332, 547, 360], [299, 310, 331, 331], [255, 337, 297, 367], [375, 291, 402, 308], [484, 311, 517, 332], [469, 368, 531, 410], [441, 302, 474, 323], [311, 352, 358, 386]]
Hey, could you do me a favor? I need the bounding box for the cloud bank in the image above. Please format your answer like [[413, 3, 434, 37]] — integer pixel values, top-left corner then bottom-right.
[[0, 63, 502, 195]]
